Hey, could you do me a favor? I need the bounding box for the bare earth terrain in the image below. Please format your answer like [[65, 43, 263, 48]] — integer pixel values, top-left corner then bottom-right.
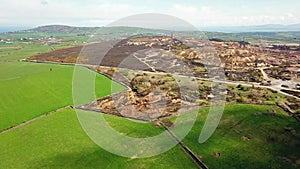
[[26, 36, 300, 121]]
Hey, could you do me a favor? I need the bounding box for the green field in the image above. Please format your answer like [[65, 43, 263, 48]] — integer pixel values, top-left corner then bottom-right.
[[0, 108, 197, 169], [0, 41, 84, 62], [181, 104, 300, 169], [0, 43, 51, 61], [1, 104, 299, 169], [1, 60, 299, 168], [1, 28, 300, 169], [0, 62, 125, 131]]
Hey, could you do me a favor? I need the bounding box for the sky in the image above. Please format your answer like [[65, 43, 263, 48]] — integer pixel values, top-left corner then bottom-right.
[[0, 0, 300, 28]]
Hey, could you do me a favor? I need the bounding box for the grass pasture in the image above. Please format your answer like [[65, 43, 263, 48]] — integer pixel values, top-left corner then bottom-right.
[[0, 43, 51, 61], [181, 104, 300, 169], [0, 62, 125, 131], [0, 108, 197, 169], [0, 41, 84, 62], [1, 32, 300, 169], [1, 103, 299, 169]]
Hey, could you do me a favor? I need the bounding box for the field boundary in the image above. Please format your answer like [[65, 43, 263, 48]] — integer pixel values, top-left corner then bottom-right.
[[0, 106, 72, 135], [276, 102, 300, 122], [75, 107, 151, 122], [74, 107, 208, 168], [160, 122, 209, 169]]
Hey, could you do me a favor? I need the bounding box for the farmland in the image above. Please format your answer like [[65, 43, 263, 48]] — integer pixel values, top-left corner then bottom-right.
[[182, 104, 300, 169], [0, 108, 198, 169], [1, 104, 299, 168], [0, 25, 300, 169], [0, 61, 124, 131], [0, 43, 51, 61]]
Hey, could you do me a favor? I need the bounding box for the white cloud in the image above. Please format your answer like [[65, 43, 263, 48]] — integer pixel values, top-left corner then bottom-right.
[[167, 4, 300, 27], [0, 0, 299, 27], [0, 0, 140, 26], [167, 4, 222, 26], [231, 13, 300, 26]]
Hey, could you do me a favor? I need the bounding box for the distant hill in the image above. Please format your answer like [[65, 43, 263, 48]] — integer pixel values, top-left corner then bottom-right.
[[28, 25, 99, 33], [200, 24, 300, 33], [1, 24, 299, 44], [27, 24, 300, 34]]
